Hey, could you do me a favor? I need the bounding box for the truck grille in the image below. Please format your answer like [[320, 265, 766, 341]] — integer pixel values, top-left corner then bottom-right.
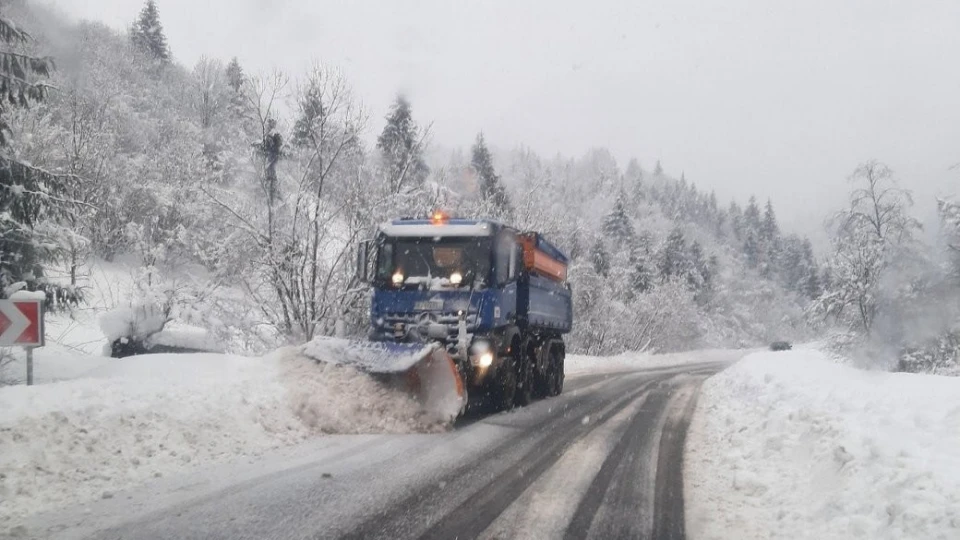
[[375, 309, 480, 344]]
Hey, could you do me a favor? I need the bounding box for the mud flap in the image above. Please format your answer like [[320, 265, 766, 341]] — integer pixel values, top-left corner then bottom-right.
[[302, 338, 467, 421]]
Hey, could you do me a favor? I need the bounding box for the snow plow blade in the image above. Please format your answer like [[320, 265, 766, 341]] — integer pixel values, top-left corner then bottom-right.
[[302, 338, 467, 421]]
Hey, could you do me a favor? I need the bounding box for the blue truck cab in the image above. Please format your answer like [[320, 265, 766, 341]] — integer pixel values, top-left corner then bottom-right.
[[358, 215, 572, 408]]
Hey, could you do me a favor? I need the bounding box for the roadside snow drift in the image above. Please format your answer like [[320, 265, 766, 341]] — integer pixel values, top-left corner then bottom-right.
[[685, 350, 960, 540], [0, 347, 444, 525], [565, 348, 744, 375]]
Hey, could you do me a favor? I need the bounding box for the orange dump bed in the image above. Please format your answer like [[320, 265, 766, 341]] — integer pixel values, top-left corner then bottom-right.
[[520, 234, 567, 282]]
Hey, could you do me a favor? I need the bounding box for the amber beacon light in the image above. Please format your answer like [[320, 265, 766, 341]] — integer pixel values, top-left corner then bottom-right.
[[431, 210, 449, 225]]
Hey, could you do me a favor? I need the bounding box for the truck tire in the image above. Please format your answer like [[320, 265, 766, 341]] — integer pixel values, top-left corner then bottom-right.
[[548, 346, 565, 397], [515, 338, 535, 406], [532, 342, 551, 399], [495, 353, 518, 411]]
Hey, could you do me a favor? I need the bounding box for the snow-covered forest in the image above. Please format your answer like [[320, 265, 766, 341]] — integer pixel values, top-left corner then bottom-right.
[[1, 1, 957, 369]]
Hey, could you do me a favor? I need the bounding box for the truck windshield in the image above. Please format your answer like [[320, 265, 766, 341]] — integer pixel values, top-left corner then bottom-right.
[[376, 237, 491, 288]]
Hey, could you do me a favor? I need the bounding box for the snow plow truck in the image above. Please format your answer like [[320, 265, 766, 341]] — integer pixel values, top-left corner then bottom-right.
[[333, 212, 572, 419]]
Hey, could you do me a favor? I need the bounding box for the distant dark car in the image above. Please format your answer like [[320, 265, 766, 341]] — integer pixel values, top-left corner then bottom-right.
[[770, 341, 792, 351]]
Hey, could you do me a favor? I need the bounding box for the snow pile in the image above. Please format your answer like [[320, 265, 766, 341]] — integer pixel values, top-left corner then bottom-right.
[[685, 350, 960, 540], [282, 345, 445, 434], [146, 325, 222, 352], [0, 348, 444, 525], [98, 304, 167, 343], [565, 348, 745, 375]]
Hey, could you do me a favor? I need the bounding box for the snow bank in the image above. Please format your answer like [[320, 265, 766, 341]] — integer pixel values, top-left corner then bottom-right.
[[566, 348, 745, 375], [0, 348, 444, 525], [685, 350, 960, 540]]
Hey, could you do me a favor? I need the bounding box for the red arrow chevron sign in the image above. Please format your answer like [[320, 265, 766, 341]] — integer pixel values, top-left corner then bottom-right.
[[0, 299, 44, 347]]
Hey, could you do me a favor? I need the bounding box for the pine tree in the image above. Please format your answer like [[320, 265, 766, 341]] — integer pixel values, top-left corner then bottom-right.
[[744, 196, 761, 232], [291, 81, 323, 148], [625, 158, 644, 203], [761, 199, 780, 242], [743, 231, 760, 268], [938, 198, 960, 281], [223, 57, 245, 120], [759, 199, 781, 277], [225, 57, 243, 93], [658, 227, 690, 280], [131, 1, 170, 62], [689, 240, 713, 303], [591, 240, 609, 277], [799, 239, 822, 299], [0, 12, 79, 305], [377, 95, 429, 194], [654, 160, 663, 176], [690, 241, 709, 283], [728, 201, 743, 240], [471, 133, 510, 216], [602, 190, 635, 242], [629, 241, 655, 293]]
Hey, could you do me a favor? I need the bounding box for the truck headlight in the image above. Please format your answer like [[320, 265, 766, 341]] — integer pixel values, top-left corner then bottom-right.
[[450, 271, 463, 285], [478, 351, 493, 368], [392, 272, 404, 285]]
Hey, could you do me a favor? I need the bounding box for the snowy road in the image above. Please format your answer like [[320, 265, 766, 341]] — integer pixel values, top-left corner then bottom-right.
[[32, 360, 730, 540]]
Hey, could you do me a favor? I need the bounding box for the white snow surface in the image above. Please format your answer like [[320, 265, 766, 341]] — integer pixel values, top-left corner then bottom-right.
[[685, 349, 960, 540], [566, 348, 745, 375], [7, 290, 46, 301], [145, 325, 222, 352], [379, 221, 493, 237], [0, 347, 444, 525]]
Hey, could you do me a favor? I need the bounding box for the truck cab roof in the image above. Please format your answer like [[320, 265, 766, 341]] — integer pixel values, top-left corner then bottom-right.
[[378, 217, 569, 264], [379, 218, 502, 237]]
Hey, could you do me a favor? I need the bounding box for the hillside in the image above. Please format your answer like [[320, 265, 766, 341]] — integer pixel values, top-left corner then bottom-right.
[[0, 1, 819, 364]]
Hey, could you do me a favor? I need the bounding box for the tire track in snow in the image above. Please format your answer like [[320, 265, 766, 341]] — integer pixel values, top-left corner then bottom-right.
[[345, 374, 660, 540], [416, 382, 660, 540], [652, 380, 703, 540]]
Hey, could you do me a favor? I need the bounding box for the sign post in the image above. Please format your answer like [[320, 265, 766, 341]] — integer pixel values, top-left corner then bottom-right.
[[0, 299, 45, 386], [26, 347, 33, 386]]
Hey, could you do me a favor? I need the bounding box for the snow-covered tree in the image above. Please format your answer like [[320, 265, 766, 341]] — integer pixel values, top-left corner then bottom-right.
[[470, 133, 510, 218], [743, 196, 761, 234], [590, 239, 609, 277], [728, 201, 743, 240], [203, 66, 371, 341], [225, 57, 243, 93], [0, 11, 80, 306], [658, 227, 690, 281], [131, 0, 169, 63], [601, 190, 635, 242], [377, 94, 429, 195], [939, 197, 960, 279], [760, 199, 779, 242], [815, 161, 922, 334], [629, 240, 655, 294]]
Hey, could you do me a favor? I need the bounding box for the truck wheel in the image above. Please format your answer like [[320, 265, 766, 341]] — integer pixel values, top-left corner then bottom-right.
[[533, 345, 550, 399], [495, 354, 517, 411], [549, 348, 565, 397], [515, 341, 535, 407]]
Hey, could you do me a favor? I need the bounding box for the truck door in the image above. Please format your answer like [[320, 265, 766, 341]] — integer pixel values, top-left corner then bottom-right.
[[495, 229, 521, 326]]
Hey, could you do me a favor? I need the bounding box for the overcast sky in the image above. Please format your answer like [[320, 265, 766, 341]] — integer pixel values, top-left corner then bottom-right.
[[44, 0, 959, 239]]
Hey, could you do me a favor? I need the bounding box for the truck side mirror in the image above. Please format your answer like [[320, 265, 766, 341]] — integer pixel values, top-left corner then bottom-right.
[[356, 240, 372, 283]]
